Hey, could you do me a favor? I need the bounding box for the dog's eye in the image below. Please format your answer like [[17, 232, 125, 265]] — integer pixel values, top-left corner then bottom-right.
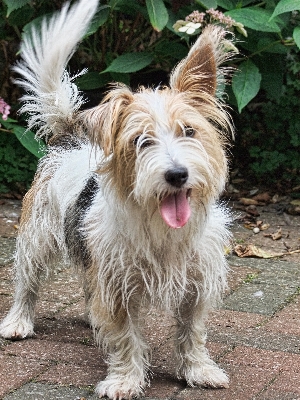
[[133, 135, 141, 146], [133, 135, 154, 149], [184, 126, 195, 137]]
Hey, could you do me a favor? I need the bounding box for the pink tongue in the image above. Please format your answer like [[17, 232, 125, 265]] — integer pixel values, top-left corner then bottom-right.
[[160, 191, 191, 229]]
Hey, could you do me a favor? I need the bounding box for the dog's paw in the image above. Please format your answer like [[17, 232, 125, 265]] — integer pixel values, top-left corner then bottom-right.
[[181, 362, 229, 389], [95, 375, 144, 399], [0, 315, 35, 340]]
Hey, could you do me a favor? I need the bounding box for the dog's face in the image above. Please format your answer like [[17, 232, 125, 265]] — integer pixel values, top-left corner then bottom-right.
[[82, 26, 233, 229]]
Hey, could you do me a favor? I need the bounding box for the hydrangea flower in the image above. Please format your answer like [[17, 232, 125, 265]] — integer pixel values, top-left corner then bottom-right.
[[0, 98, 10, 121], [178, 22, 202, 35], [173, 8, 247, 38]]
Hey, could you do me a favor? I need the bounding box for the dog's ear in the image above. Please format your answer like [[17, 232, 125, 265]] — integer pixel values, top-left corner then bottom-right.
[[170, 25, 231, 99], [81, 86, 133, 156]]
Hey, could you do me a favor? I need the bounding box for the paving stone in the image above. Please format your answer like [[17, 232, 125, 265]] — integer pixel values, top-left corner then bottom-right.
[[226, 264, 259, 294], [209, 322, 300, 354], [0, 354, 49, 398], [223, 281, 298, 315], [223, 256, 300, 315], [228, 255, 300, 274], [3, 382, 99, 400], [256, 371, 300, 399], [0, 238, 15, 265], [37, 362, 105, 387], [208, 309, 267, 331], [144, 374, 185, 399], [174, 364, 276, 400], [220, 345, 300, 372], [262, 295, 300, 336], [4, 339, 104, 367], [34, 314, 93, 344]]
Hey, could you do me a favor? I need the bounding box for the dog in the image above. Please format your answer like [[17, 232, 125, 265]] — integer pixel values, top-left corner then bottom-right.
[[0, 0, 235, 398]]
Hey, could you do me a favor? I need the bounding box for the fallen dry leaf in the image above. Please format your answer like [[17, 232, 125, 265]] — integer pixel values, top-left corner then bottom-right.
[[264, 228, 282, 241], [290, 199, 300, 206], [239, 198, 259, 206], [252, 192, 271, 203], [260, 223, 270, 231], [286, 205, 300, 215], [234, 244, 279, 259], [245, 205, 260, 217], [234, 244, 300, 259]]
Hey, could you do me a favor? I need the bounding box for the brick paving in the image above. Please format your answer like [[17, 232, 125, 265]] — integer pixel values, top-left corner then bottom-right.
[[0, 198, 299, 399]]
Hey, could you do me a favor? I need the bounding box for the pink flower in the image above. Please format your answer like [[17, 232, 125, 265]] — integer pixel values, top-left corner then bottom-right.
[[0, 97, 11, 120], [186, 10, 205, 24]]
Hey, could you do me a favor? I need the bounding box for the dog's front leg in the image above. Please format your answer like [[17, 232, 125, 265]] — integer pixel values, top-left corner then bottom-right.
[[90, 296, 149, 400], [175, 297, 229, 389]]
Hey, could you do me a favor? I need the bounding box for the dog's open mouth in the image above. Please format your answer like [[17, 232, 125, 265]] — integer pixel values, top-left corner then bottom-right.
[[159, 189, 191, 229]]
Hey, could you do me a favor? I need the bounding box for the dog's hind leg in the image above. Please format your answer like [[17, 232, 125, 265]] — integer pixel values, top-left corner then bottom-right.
[[0, 184, 59, 340], [175, 297, 229, 389], [0, 257, 41, 340]]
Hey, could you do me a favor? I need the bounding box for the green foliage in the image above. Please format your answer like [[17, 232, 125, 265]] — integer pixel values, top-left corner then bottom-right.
[[233, 52, 300, 182], [145, 0, 169, 32], [232, 60, 261, 113], [1, 118, 46, 159], [0, 129, 37, 193]]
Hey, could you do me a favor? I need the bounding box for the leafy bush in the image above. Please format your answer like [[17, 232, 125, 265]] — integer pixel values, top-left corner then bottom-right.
[[0, 0, 299, 190], [233, 50, 300, 184], [0, 127, 38, 193]]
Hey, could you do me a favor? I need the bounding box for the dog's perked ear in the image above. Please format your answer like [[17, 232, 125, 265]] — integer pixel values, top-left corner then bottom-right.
[[81, 86, 133, 156], [170, 25, 233, 100]]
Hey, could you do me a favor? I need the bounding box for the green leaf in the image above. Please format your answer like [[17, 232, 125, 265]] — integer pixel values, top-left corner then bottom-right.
[[110, 72, 130, 86], [7, 5, 34, 26], [225, 8, 281, 32], [232, 60, 261, 113], [216, 0, 235, 10], [293, 26, 300, 49], [3, 0, 29, 17], [1, 118, 46, 158], [196, 0, 218, 9], [23, 13, 51, 36], [146, 0, 169, 32], [76, 72, 111, 90], [270, 0, 300, 20], [85, 6, 111, 37], [13, 126, 47, 159], [102, 52, 154, 74], [155, 41, 188, 60]]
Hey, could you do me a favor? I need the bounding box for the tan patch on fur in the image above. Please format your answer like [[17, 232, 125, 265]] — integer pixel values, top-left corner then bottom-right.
[[19, 172, 49, 229]]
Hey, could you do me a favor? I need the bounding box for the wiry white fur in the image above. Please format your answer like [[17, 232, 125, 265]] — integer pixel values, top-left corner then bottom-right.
[[13, 0, 98, 140], [0, 0, 235, 398]]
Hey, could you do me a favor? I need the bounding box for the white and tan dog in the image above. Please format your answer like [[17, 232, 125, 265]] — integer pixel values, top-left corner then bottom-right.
[[0, 0, 235, 398]]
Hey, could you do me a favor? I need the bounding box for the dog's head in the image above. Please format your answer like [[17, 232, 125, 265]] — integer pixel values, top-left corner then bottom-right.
[[81, 26, 235, 229]]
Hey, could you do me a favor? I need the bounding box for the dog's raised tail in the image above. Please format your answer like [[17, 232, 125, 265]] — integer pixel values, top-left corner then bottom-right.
[[13, 0, 99, 142]]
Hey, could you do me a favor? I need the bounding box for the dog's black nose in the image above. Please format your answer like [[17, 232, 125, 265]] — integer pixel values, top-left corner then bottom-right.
[[165, 167, 189, 188]]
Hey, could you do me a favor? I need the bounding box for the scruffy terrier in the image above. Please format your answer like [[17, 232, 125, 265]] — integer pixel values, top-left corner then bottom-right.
[[0, 0, 235, 398]]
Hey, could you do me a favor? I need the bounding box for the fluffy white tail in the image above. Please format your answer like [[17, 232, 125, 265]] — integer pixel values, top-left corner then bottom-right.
[[14, 0, 99, 142]]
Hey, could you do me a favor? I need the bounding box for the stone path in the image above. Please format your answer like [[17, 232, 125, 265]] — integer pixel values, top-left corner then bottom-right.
[[0, 198, 299, 400]]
